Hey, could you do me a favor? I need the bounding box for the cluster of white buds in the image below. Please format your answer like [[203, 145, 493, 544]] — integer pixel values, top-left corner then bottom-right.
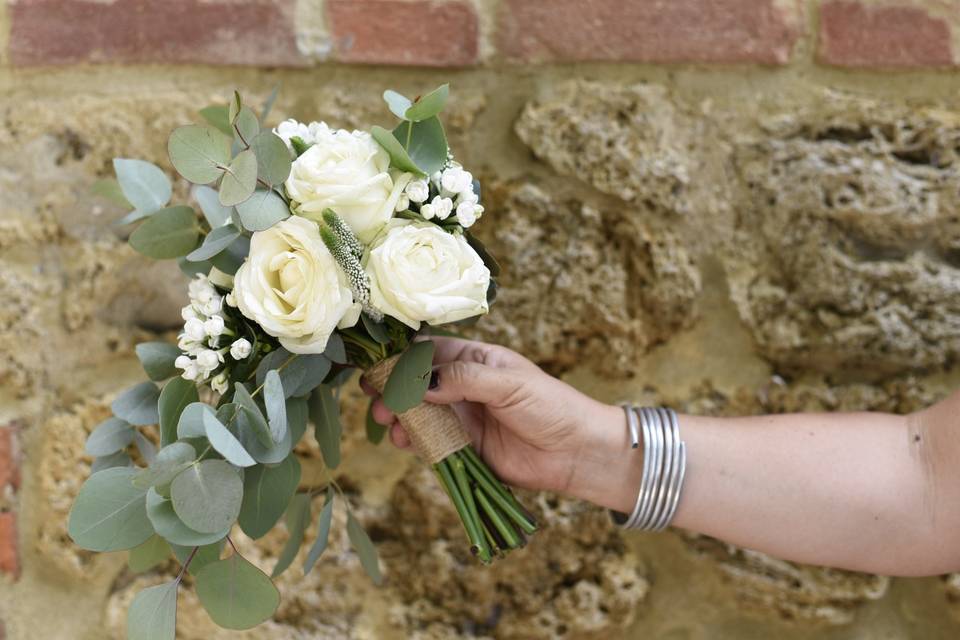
[[174, 275, 250, 388], [427, 161, 483, 228]]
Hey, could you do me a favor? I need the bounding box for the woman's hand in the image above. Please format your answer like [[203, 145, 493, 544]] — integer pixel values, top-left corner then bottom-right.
[[361, 337, 641, 513]]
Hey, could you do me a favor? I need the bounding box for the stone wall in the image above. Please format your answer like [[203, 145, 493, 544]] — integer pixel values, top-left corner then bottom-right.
[[2, 1, 960, 638]]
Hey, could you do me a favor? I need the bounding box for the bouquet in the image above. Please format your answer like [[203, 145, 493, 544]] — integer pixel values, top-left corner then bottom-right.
[[68, 85, 537, 636]]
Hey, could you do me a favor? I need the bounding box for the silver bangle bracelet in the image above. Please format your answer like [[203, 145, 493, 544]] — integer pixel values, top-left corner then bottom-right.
[[612, 406, 687, 531]]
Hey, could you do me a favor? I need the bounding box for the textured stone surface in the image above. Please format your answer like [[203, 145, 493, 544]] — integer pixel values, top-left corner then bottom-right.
[[473, 182, 701, 376], [728, 93, 960, 375]]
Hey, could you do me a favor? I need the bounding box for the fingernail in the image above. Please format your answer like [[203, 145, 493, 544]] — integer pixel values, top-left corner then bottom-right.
[[429, 370, 440, 390]]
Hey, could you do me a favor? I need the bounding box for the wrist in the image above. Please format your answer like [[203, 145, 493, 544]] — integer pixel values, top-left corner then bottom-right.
[[566, 402, 644, 514]]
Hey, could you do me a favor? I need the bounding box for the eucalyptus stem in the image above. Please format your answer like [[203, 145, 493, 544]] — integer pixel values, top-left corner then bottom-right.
[[462, 452, 538, 535]]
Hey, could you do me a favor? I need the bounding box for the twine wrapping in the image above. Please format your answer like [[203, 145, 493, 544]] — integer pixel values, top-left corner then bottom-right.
[[365, 355, 471, 464]]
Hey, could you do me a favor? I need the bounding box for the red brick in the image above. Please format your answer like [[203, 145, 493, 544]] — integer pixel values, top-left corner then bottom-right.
[[327, 0, 479, 67], [497, 0, 802, 65], [9, 0, 306, 67], [0, 513, 17, 580], [0, 427, 19, 492], [818, 1, 955, 68]]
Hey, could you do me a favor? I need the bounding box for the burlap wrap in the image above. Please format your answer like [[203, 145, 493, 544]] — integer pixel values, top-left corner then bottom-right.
[[365, 355, 471, 464]]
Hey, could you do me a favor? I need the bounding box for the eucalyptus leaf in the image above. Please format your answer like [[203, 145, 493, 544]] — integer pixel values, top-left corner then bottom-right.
[[171, 541, 224, 575], [68, 467, 153, 552], [235, 189, 289, 231], [347, 511, 382, 585], [283, 355, 331, 398], [286, 396, 308, 445], [250, 132, 292, 185], [128, 534, 172, 573], [199, 104, 233, 136], [228, 91, 242, 124], [309, 385, 341, 469], [112, 382, 161, 426], [404, 84, 449, 122], [113, 158, 172, 216], [302, 488, 334, 575], [136, 342, 181, 381], [218, 149, 258, 206], [159, 378, 198, 447], [127, 580, 178, 640], [255, 348, 293, 386], [209, 233, 250, 276], [393, 116, 448, 176], [203, 408, 256, 468], [147, 488, 229, 547], [92, 177, 132, 208], [383, 340, 435, 414], [370, 126, 425, 176], [177, 402, 210, 439], [92, 450, 133, 473], [133, 442, 197, 490], [383, 89, 412, 120], [233, 106, 260, 146], [264, 370, 287, 444], [134, 431, 158, 464], [361, 314, 390, 344], [170, 460, 243, 534], [194, 185, 233, 228], [234, 404, 293, 465], [85, 417, 134, 456], [239, 455, 301, 540], [178, 257, 212, 279], [186, 224, 242, 262], [196, 553, 280, 630], [323, 333, 347, 364], [233, 383, 272, 447], [365, 401, 387, 445], [271, 493, 311, 578], [129, 206, 200, 260], [168, 124, 231, 184]]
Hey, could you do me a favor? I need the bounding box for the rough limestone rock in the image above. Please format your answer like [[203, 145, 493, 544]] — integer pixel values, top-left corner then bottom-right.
[[106, 466, 646, 639], [727, 92, 960, 376], [473, 181, 701, 376]]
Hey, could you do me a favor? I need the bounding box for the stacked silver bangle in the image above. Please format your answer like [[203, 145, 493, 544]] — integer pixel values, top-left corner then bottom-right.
[[612, 406, 687, 531]]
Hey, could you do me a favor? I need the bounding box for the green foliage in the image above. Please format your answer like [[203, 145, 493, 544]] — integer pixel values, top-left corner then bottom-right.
[[186, 224, 242, 262], [168, 124, 232, 184], [263, 370, 287, 443], [383, 340, 435, 413], [271, 493, 311, 578], [194, 185, 233, 228], [196, 553, 280, 630], [347, 511, 382, 585], [134, 442, 196, 490], [171, 541, 223, 575], [233, 383, 271, 447], [250, 132, 292, 186], [383, 90, 412, 120], [68, 467, 153, 552], [85, 417, 134, 456], [199, 104, 233, 136], [303, 488, 334, 575], [290, 136, 311, 156], [91, 450, 132, 473], [203, 408, 256, 468], [393, 117, 448, 176], [112, 381, 161, 426], [128, 535, 172, 573], [239, 455, 301, 540], [321, 209, 363, 260], [159, 379, 198, 446], [170, 460, 243, 534], [210, 233, 250, 276], [323, 333, 348, 365], [176, 402, 209, 438], [235, 189, 289, 231], [228, 91, 242, 125], [404, 84, 449, 122], [365, 401, 387, 445], [370, 126, 425, 177], [146, 488, 228, 547], [136, 342, 182, 381], [92, 177, 132, 208], [464, 230, 501, 277], [309, 385, 342, 469], [113, 158, 172, 221], [218, 149, 258, 206], [129, 206, 201, 260], [361, 314, 390, 344], [127, 580, 178, 640], [133, 431, 158, 464], [233, 106, 260, 146]]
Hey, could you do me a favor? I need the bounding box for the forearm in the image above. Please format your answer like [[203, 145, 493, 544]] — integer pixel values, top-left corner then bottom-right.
[[575, 401, 960, 577]]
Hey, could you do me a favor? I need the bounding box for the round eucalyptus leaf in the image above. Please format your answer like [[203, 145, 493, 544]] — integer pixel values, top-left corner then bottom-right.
[[232, 383, 271, 447], [128, 534, 172, 574], [133, 442, 197, 490], [218, 149, 258, 206], [238, 455, 301, 540], [203, 407, 256, 468], [404, 83, 449, 122], [168, 124, 231, 184], [128, 206, 200, 260], [186, 224, 242, 262], [383, 340, 435, 414], [135, 342, 181, 381], [199, 104, 233, 136], [195, 553, 280, 630], [177, 401, 211, 439], [233, 106, 260, 146], [235, 406, 293, 465], [383, 89, 412, 120], [170, 540, 224, 575], [235, 189, 289, 231], [127, 580, 178, 640], [170, 460, 243, 534], [392, 117, 448, 176], [370, 126, 425, 176], [159, 378, 198, 447], [250, 132, 291, 185], [193, 185, 233, 228], [92, 450, 133, 473], [85, 417, 134, 456], [68, 467, 153, 552], [112, 382, 161, 426], [113, 158, 172, 216], [146, 487, 229, 546]]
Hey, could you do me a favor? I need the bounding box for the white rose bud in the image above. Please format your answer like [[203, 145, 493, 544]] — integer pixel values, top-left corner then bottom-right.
[[441, 165, 473, 195], [184, 318, 206, 342], [284, 125, 412, 243], [405, 179, 430, 203], [230, 338, 252, 360], [210, 373, 229, 395], [430, 196, 454, 220], [366, 220, 490, 329], [456, 202, 482, 228], [420, 203, 436, 220], [196, 349, 222, 377], [203, 315, 225, 337], [233, 217, 361, 354]]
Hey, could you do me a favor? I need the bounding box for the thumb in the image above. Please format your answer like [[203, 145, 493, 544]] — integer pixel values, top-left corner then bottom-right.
[[424, 360, 522, 407]]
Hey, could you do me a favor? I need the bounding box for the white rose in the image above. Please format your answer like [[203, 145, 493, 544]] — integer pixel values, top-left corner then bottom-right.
[[233, 216, 361, 354], [365, 221, 490, 329], [230, 338, 252, 360], [284, 125, 412, 243], [273, 119, 312, 150]]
